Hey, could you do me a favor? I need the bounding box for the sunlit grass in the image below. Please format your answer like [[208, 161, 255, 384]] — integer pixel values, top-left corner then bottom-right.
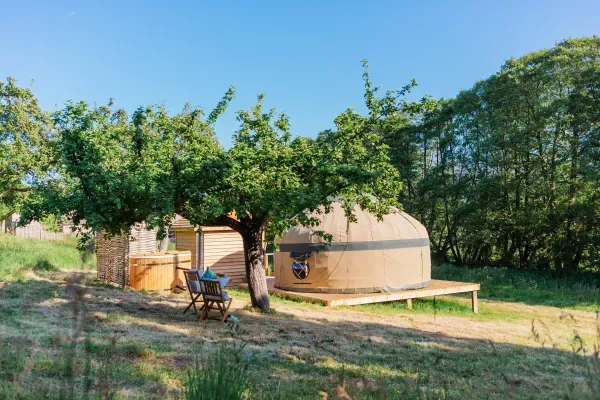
[[0, 233, 95, 280], [236, 263, 600, 320], [1, 239, 600, 398], [434, 263, 600, 310]]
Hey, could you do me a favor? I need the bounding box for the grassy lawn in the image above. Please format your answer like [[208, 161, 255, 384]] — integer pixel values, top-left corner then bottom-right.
[[0, 234, 95, 280], [348, 264, 600, 322], [1, 236, 599, 399], [434, 263, 600, 310]]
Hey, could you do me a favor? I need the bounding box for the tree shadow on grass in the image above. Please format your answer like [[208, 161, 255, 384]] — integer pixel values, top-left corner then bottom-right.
[[0, 278, 62, 305], [233, 311, 593, 399], [0, 277, 595, 399]]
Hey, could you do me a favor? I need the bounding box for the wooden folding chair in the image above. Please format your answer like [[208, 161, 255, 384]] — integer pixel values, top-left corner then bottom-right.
[[200, 278, 232, 323], [183, 269, 205, 317]]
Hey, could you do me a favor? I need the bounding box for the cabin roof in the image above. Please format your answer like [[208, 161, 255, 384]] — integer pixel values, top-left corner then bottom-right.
[[170, 215, 233, 233], [170, 215, 195, 231]]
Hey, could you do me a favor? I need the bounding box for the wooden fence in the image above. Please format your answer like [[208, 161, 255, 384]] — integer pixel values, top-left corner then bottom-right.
[[2, 213, 66, 241]]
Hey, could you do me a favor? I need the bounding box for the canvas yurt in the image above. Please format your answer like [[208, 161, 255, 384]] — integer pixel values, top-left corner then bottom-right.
[[274, 202, 431, 293], [170, 216, 247, 284]]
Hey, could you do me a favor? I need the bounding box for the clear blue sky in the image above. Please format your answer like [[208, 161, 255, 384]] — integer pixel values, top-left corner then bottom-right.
[[1, 1, 598, 147]]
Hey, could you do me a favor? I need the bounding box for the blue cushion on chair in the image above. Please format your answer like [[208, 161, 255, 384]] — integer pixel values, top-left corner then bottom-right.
[[188, 280, 201, 293], [202, 269, 217, 279], [204, 291, 230, 301]]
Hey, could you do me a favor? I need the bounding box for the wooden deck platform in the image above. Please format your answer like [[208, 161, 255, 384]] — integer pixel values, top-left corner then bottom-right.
[[239, 279, 480, 311]]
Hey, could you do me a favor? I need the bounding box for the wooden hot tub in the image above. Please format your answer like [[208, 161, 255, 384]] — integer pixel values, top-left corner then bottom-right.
[[128, 251, 191, 292]]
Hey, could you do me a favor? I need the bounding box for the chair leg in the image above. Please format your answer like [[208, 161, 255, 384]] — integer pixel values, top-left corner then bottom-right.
[[201, 301, 211, 321], [192, 294, 200, 315], [221, 300, 232, 323], [183, 293, 201, 314], [195, 302, 207, 320]]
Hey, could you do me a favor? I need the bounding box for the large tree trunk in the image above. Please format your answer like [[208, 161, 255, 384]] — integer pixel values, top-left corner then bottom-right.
[[158, 232, 169, 252], [241, 227, 270, 311]]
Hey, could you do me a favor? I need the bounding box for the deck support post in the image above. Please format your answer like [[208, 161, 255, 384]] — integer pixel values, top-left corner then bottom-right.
[[472, 290, 478, 313], [406, 298, 413, 309]]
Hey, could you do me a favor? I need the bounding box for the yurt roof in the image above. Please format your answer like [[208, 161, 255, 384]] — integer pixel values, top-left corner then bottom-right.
[[277, 202, 428, 250]]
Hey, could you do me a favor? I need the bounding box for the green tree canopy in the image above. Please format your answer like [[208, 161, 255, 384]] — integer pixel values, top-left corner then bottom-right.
[[387, 37, 600, 272], [23, 63, 410, 310], [0, 77, 51, 220], [21, 99, 223, 242]]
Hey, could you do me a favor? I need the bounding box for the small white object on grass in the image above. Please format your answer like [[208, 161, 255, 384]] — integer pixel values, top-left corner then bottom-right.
[[228, 315, 240, 323]]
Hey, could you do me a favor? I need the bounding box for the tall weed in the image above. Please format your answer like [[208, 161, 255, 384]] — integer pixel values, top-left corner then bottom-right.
[[0, 274, 116, 400], [184, 344, 251, 400]]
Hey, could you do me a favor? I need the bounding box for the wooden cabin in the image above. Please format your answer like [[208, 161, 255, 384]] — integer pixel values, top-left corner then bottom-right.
[[170, 216, 246, 284]]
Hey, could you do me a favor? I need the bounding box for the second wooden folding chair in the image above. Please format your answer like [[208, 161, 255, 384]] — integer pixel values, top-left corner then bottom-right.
[[200, 278, 232, 323]]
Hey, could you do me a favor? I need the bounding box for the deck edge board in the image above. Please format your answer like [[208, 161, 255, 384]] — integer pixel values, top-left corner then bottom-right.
[[239, 279, 480, 308]]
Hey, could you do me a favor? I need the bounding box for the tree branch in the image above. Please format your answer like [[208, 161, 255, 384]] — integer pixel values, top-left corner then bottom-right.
[[202, 214, 243, 232], [0, 187, 32, 200]]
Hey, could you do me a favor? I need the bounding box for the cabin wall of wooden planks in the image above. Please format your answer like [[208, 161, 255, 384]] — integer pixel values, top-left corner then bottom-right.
[[171, 219, 247, 285], [202, 228, 246, 284], [175, 231, 198, 269]]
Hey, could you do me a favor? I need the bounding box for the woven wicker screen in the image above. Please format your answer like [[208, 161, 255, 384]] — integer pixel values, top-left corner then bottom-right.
[[96, 232, 130, 287], [96, 224, 158, 287]]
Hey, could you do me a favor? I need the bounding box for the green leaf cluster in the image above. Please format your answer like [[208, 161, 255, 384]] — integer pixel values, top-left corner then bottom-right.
[[16, 65, 408, 309], [386, 37, 600, 272], [0, 77, 52, 220]]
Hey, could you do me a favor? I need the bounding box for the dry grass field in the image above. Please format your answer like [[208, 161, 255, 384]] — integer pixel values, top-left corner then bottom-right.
[[1, 235, 599, 399], [0, 271, 599, 399]]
